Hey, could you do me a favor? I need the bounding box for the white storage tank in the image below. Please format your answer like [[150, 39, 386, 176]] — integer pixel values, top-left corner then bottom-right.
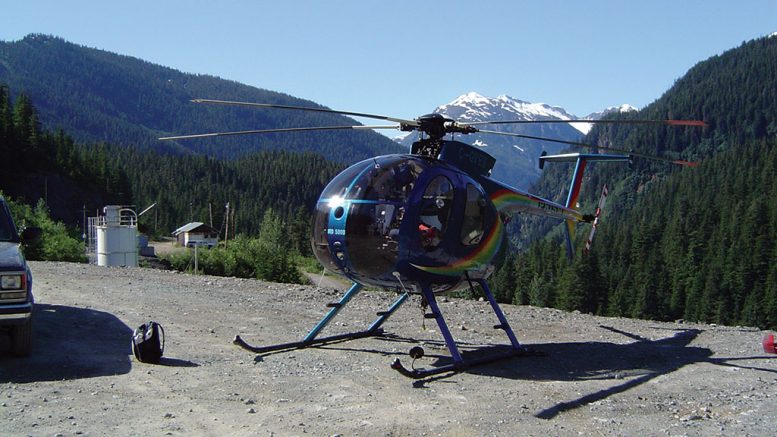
[[96, 206, 138, 267]]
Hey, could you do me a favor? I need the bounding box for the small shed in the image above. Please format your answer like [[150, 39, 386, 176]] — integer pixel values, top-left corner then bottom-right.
[[173, 222, 219, 248]]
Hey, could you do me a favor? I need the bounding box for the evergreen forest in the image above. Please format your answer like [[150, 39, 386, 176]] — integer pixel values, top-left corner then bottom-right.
[[494, 36, 777, 329], [0, 83, 344, 256]]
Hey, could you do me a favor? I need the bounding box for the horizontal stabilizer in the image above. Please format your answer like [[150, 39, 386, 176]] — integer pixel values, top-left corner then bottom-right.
[[539, 152, 631, 169]]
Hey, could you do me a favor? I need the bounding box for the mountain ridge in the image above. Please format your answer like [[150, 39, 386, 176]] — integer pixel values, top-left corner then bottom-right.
[[0, 34, 403, 163]]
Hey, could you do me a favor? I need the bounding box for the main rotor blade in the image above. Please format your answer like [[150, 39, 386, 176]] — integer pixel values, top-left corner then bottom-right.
[[477, 129, 698, 167], [159, 125, 399, 141], [466, 119, 707, 127], [191, 99, 419, 127]]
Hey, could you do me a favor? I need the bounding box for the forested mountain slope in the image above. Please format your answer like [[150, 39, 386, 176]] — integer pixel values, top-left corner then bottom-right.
[[0, 34, 403, 162], [0, 85, 344, 241], [117, 147, 343, 247], [503, 35, 777, 329], [0, 87, 131, 220]]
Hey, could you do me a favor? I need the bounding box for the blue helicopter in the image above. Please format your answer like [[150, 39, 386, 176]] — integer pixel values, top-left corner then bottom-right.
[[161, 100, 704, 379]]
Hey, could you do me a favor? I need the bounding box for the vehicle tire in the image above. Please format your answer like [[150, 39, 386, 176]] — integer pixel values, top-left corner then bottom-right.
[[11, 318, 32, 357]]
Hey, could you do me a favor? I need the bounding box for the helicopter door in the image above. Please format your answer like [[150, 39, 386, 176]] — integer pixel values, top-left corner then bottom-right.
[[460, 184, 486, 246], [418, 175, 454, 250]]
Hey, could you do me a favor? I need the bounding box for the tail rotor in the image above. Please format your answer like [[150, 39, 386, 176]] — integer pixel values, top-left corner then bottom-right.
[[583, 184, 609, 255]]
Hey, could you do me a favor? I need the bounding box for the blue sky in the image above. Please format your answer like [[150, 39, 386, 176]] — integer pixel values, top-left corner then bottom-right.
[[2, 1, 775, 121]]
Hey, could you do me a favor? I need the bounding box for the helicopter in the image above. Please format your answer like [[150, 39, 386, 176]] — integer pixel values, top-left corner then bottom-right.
[[160, 99, 705, 379]]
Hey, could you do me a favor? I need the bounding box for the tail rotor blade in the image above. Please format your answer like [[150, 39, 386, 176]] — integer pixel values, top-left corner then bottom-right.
[[584, 184, 609, 255]]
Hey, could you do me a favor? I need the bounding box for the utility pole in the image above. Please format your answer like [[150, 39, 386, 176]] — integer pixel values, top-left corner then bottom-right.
[[232, 203, 236, 237], [80, 204, 87, 253], [80, 204, 87, 242], [224, 202, 230, 249]]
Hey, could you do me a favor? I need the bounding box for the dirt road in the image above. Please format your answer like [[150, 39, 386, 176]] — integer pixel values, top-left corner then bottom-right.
[[1, 262, 775, 436]]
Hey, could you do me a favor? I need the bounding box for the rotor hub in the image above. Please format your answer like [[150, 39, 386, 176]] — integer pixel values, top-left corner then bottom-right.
[[406, 113, 478, 141]]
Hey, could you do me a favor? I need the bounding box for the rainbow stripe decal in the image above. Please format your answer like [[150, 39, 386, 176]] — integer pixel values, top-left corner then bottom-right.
[[491, 189, 544, 213], [490, 188, 584, 222], [411, 216, 504, 277], [565, 159, 587, 212]]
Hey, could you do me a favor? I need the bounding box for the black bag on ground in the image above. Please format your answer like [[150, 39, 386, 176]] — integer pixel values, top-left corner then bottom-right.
[[132, 321, 165, 363]]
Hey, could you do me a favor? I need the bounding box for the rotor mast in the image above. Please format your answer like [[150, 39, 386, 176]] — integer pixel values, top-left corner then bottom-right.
[[407, 113, 478, 158]]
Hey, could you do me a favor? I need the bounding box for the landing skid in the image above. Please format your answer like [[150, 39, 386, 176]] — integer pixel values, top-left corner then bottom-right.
[[234, 328, 384, 354], [391, 347, 533, 379], [390, 277, 528, 379], [235, 278, 533, 380], [234, 282, 408, 355]]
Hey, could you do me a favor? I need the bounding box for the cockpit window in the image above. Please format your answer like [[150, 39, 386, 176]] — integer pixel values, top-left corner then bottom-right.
[[359, 160, 423, 201], [418, 175, 453, 250], [319, 160, 372, 200], [345, 158, 424, 276], [460, 184, 486, 246], [318, 157, 425, 202]]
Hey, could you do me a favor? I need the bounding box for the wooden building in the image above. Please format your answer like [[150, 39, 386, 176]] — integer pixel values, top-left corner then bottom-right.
[[172, 222, 219, 248]]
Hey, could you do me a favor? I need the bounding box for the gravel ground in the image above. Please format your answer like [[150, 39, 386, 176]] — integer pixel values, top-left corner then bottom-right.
[[1, 261, 775, 436]]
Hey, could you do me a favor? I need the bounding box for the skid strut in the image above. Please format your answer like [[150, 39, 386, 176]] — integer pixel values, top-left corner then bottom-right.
[[234, 282, 409, 354], [391, 279, 529, 379]]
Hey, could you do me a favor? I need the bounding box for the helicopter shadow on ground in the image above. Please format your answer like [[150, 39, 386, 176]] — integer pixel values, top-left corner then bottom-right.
[[400, 326, 777, 419], [0, 303, 196, 383]]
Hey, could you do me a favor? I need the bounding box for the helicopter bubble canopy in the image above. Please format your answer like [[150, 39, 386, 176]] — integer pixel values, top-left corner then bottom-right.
[[312, 153, 504, 293], [312, 155, 424, 282]]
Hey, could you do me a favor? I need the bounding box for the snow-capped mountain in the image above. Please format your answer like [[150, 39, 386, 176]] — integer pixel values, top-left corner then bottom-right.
[[397, 92, 629, 189], [585, 103, 638, 119], [438, 92, 579, 124], [579, 104, 638, 133]]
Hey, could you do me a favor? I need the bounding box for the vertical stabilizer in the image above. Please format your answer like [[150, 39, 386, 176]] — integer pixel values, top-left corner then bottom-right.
[[563, 157, 587, 260]]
